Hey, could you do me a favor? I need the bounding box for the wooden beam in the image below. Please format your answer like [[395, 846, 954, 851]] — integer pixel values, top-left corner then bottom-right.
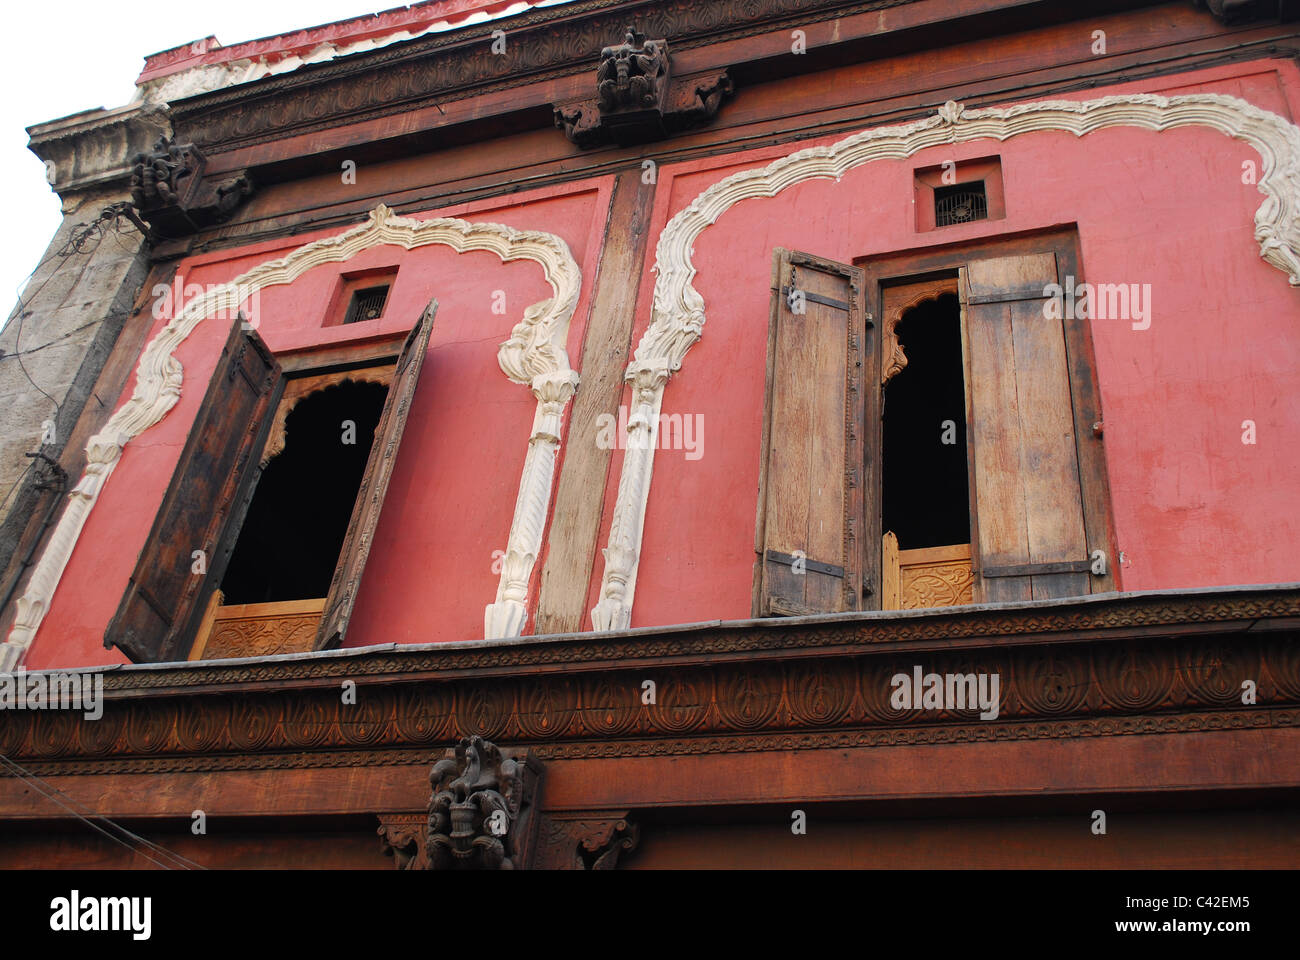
[[534, 169, 656, 635]]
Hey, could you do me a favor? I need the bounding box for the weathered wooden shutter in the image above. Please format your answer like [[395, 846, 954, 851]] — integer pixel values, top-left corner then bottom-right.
[[960, 252, 1094, 601], [754, 249, 869, 616], [315, 300, 436, 649], [104, 317, 283, 662]]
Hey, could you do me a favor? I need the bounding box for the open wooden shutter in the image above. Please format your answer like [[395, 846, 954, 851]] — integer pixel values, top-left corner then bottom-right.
[[960, 252, 1093, 602], [315, 300, 436, 649], [754, 249, 870, 617], [104, 316, 283, 662]]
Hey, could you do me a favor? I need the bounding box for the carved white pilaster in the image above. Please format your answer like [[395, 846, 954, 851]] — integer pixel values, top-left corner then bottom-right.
[[592, 91, 1300, 630], [7, 204, 582, 660], [590, 360, 670, 631], [485, 369, 580, 638]]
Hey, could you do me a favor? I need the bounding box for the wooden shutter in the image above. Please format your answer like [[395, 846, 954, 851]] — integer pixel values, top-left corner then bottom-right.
[[104, 317, 283, 662], [315, 300, 436, 649], [754, 249, 870, 617], [960, 252, 1094, 602]]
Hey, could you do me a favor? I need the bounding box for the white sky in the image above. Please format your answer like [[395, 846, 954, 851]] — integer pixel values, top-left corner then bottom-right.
[[0, 1, 503, 328]]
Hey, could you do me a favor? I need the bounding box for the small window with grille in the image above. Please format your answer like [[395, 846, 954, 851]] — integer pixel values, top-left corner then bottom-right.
[[913, 157, 1005, 233], [343, 285, 390, 325], [327, 268, 398, 328], [933, 181, 988, 227]]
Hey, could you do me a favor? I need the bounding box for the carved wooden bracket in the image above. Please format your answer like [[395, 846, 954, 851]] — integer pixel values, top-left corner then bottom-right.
[[423, 735, 543, 870], [554, 26, 731, 147], [377, 812, 430, 870], [129, 135, 254, 234], [379, 747, 642, 870], [531, 812, 641, 869]]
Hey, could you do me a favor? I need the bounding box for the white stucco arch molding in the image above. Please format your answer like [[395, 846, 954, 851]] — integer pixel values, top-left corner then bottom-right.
[[2, 204, 581, 667], [590, 92, 1300, 631]]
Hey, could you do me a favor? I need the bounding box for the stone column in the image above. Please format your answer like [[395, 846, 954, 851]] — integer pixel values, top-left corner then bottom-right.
[[0, 105, 167, 654]]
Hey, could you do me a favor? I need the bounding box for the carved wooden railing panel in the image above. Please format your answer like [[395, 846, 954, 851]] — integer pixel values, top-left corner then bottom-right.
[[882, 534, 975, 610], [192, 594, 324, 660]]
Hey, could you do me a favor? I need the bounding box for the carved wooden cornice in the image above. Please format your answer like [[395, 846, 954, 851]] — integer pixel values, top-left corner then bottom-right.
[[165, 0, 923, 156], [2, 587, 1297, 777], [30, 584, 1300, 689], [12, 708, 1295, 778]]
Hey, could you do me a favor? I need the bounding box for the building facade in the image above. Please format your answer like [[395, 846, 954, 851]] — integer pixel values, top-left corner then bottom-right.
[[1, 0, 1298, 868]]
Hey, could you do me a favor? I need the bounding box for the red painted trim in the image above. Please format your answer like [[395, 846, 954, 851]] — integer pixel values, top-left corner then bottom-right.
[[137, 0, 530, 85]]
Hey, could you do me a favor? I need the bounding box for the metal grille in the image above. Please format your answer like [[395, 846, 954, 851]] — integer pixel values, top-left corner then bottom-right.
[[934, 181, 988, 227], [343, 285, 390, 324]]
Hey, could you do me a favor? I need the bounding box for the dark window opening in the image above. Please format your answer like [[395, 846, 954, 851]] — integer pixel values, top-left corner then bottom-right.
[[220, 379, 388, 604], [934, 181, 988, 227], [343, 285, 390, 324], [882, 292, 970, 549]]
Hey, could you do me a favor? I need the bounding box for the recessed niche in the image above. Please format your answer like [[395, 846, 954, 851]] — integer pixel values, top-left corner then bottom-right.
[[325, 267, 398, 327], [913, 156, 1005, 232]]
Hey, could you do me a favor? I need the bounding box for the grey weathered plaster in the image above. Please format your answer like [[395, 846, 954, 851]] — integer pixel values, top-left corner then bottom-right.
[[0, 105, 165, 597]]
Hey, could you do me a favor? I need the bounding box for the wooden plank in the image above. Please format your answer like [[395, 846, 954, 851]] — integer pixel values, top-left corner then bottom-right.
[[882, 531, 900, 610], [958, 268, 983, 596], [898, 552, 975, 610], [756, 249, 865, 616], [861, 265, 884, 609], [188, 589, 224, 662], [535, 170, 655, 635], [1008, 287, 1090, 600], [898, 542, 971, 565], [103, 318, 284, 662], [316, 300, 435, 649], [215, 597, 327, 619], [804, 258, 850, 614], [983, 560, 1090, 578], [768, 253, 818, 611], [964, 268, 1031, 604], [965, 252, 1093, 602], [751, 244, 788, 615], [277, 332, 406, 374], [1054, 239, 1119, 595]]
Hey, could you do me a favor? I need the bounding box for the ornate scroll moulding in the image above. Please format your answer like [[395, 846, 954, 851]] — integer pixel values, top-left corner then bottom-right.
[[3, 204, 582, 665], [591, 92, 1300, 631]]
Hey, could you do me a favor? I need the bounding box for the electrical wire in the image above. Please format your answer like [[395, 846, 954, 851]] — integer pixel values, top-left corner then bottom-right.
[[0, 752, 205, 869], [0, 205, 149, 520]]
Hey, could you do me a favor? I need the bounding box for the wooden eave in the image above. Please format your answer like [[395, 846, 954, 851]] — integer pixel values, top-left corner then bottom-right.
[[2, 583, 1296, 778], [168, 0, 1169, 182]]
